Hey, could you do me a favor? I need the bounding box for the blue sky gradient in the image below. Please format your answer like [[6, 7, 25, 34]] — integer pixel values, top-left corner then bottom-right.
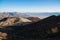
[[0, 0, 60, 12]]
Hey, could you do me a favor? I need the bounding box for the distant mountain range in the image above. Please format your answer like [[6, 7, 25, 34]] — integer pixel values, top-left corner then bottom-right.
[[0, 12, 31, 18], [0, 12, 60, 19]]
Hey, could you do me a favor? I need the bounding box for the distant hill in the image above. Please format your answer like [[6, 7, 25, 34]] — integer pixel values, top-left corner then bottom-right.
[[26, 17, 40, 22]]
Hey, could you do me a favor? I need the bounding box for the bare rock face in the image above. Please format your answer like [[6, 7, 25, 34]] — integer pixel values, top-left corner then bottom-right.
[[26, 17, 40, 22]]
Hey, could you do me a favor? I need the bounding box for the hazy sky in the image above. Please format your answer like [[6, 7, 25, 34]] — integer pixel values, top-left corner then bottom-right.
[[0, 0, 60, 12]]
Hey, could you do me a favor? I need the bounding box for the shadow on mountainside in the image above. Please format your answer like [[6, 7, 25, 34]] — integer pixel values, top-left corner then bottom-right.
[[0, 15, 60, 40]]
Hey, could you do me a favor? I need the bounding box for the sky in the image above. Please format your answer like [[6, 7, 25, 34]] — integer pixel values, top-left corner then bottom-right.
[[0, 0, 60, 12]]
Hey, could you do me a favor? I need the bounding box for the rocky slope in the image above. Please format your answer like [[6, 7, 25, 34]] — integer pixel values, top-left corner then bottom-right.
[[0, 17, 32, 28]]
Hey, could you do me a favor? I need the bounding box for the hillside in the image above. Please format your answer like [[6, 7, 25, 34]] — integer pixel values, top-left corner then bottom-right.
[[0, 17, 32, 28], [0, 15, 60, 40], [0, 15, 59, 39]]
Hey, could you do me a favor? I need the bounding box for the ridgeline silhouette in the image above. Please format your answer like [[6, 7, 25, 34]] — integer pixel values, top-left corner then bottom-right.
[[0, 15, 60, 40]]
